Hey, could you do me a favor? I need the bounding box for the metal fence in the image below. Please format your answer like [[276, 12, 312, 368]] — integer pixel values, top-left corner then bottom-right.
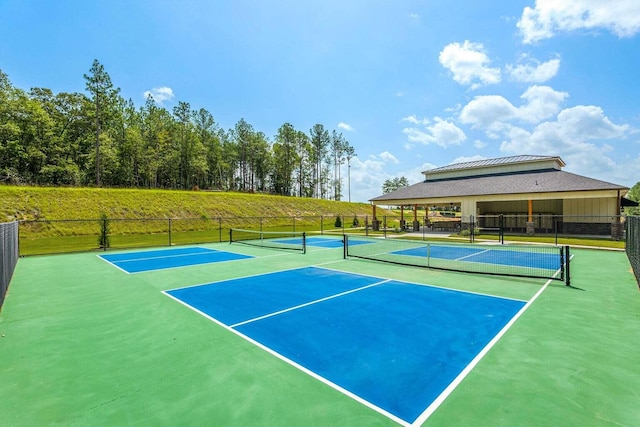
[[627, 216, 640, 286], [1, 221, 19, 311], [18, 214, 374, 256]]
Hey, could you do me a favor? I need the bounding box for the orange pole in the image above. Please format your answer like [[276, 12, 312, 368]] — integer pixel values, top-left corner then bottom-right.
[[528, 199, 533, 222], [400, 205, 404, 222], [414, 204, 418, 222]]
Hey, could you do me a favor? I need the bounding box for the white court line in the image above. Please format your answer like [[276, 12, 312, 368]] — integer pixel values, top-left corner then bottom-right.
[[454, 248, 491, 261], [411, 265, 565, 426], [230, 279, 390, 328], [110, 248, 214, 264], [162, 278, 409, 427]]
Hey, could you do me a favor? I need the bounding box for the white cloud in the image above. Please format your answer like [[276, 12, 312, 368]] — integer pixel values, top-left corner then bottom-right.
[[506, 56, 560, 83], [338, 122, 354, 132], [500, 105, 632, 181], [518, 85, 568, 123], [459, 95, 518, 130], [473, 140, 488, 149], [143, 86, 175, 104], [379, 151, 399, 164], [439, 41, 501, 89], [403, 117, 467, 148], [518, 0, 640, 44], [451, 155, 487, 164], [401, 115, 429, 126], [459, 85, 568, 130]]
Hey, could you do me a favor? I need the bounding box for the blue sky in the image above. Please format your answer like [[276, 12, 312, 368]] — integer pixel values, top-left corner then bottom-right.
[[1, 0, 639, 202]]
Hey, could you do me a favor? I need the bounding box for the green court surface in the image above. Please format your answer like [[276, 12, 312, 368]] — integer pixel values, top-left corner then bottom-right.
[[1, 241, 639, 426]]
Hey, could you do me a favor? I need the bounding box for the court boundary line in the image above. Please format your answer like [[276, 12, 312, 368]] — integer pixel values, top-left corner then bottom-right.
[[165, 265, 317, 292], [411, 268, 562, 426], [163, 263, 568, 425], [162, 275, 410, 427], [101, 247, 216, 264], [98, 247, 255, 274]]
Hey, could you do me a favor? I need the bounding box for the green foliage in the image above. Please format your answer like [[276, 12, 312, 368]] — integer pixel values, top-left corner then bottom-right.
[[334, 215, 342, 228], [626, 181, 640, 216], [352, 215, 360, 227], [382, 176, 410, 194], [98, 212, 110, 248], [0, 65, 354, 200]]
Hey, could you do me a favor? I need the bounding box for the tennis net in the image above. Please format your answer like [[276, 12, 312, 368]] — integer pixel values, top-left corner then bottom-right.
[[344, 235, 569, 284], [230, 228, 307, 253]]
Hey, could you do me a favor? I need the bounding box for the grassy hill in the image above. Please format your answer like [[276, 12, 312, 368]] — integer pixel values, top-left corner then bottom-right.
[[0, 186, 382, 222], [0, 186, 396, 255]]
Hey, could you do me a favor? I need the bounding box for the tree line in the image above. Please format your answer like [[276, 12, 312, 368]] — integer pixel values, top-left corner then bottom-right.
[[0, 60, 356, 200]]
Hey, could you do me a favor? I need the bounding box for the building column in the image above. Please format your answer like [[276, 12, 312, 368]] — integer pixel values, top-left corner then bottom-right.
[[400, 205, 405, 230], [413, 204, 420, 231], [526, 199, 535, 235]]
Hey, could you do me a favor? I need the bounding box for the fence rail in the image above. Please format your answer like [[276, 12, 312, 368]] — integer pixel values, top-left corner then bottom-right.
[[0, 221, 19, 311], [18, 214, 373, 256], [627, 216, 640, 286]]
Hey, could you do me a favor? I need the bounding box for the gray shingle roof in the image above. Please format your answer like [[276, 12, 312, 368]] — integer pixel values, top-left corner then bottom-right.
[[370, 170, 627, 202]]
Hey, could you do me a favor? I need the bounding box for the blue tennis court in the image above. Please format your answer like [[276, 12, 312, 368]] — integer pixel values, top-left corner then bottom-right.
[[99, 247, 253, 273], [165, 266, 526, 424], [392, 245, 561, 270]]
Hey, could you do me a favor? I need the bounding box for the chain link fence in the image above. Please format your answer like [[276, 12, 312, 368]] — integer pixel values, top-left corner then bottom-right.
[[18, 215, 374, 256], [1, 221, 19, 311]]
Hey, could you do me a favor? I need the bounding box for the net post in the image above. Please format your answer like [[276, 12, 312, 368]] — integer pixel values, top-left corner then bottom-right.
[[343, 234, 348, 259], [499, 214, 504, 244], [229, 228, 233, 244], [302, 232, 306, 254], [565, 245, 571, 286]]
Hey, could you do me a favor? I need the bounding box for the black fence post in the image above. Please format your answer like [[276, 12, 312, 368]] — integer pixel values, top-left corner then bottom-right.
[[383, 216, 387, 238], [565, 245, 571, 286], [168, 218, 172, 246]]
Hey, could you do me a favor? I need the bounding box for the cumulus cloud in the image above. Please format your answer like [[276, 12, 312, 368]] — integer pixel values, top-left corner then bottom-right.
[[439, 41, 501, 89], [518, 0, 640, 44], [403, 117, 467, 148], [401, 115, 430, 126], [338, 122, 354, 132], [143, 86, 175, 104], [459, 85, 568, 131], [379, 151, 399, 164], [506, 56, 560, 83], [500, 105, 632, 180]]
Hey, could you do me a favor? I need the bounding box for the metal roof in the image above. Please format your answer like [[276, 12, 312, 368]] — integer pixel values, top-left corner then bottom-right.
[[370, 169, 627, 202], [422, 155, 562, 174]]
